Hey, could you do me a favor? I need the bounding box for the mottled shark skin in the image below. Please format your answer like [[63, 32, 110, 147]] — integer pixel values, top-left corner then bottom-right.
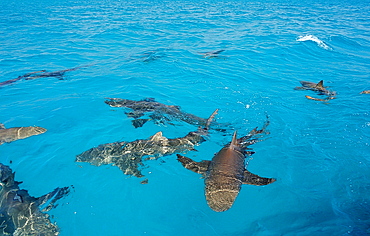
[[295, 80, 336, 102], [0, 124, 47, 145], [76, 109, 218, 178], [105, 97, 213, 128], [0, 163, 70, 235], [0, 65, 91, 87], [177, 119, 275, 212]]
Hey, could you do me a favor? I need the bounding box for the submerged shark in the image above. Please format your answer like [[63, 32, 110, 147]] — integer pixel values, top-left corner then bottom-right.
[[130, 49, 167, 63], [0, 65, 91, 87], [177, 119, 275, 212], [105, 97, 217, 128], [0, 124, 47, 145], [295, 80, 336, 102], [76, 109, 218, 178], [0, 163, 70, 235], [198, 50, 225, 59]]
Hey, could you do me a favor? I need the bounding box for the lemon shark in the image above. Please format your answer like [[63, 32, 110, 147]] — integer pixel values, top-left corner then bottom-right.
[[0, 65, 91, 87], [0, 163, 70, 235], [198, 50, 225, 59], [76, 109, 218, 178], [0, 124, 47, 145], [177, 119, 275, 212], [295, 80, 336, 101], [105, 97, 219, 129]]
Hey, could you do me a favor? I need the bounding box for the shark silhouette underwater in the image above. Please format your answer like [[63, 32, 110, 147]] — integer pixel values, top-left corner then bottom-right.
[[295, 80, 336, 102], [198, 50, 225, 59], [76, 109, 218, 179], [177, 118, 276, 212], [0, 65, 91, 87], [0, 124, 47, 145], [105, 97, 221, 129], [0, 163, 70, 235]]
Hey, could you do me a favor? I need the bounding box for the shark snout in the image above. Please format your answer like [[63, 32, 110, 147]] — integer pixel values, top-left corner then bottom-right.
[[33, 126, 47, 134]]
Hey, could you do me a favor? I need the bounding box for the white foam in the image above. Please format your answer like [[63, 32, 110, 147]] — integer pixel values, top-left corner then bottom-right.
[[297, 35, 331, 50]]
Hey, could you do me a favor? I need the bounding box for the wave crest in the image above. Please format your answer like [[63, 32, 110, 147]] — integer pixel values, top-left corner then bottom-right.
[[297, 35, 332, 50]]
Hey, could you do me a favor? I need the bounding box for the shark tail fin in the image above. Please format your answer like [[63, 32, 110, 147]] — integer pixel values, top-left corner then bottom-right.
[[205, 109, 219, 130]]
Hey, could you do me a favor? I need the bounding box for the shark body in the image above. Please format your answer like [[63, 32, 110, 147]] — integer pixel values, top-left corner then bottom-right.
[[198, 50, 225, 59], [76, 109, 218, 178], [177, 119, 275, 212], [0, 124, 47, 145], [0, 65, 90, 87], [295, 80, 336, 101], [0, 163, 70, 235], [105, 98, 214, 128]]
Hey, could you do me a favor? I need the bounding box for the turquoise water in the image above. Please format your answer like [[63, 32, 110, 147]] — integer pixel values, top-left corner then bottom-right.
[[1, 0, 370, 235]]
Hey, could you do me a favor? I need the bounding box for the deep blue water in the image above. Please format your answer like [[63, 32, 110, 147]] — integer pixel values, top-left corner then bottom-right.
[[1, 0, 370, 235]]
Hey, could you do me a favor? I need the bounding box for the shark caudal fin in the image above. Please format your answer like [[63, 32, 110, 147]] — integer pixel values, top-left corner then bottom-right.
[[205, 109, 219, 130]]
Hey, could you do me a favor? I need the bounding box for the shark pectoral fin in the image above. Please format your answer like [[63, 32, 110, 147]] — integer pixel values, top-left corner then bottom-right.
[[176, 154, 210, 175], [203, 109, 219, 131], [243, 170, 276, 186], [132, 119, 150, 128]]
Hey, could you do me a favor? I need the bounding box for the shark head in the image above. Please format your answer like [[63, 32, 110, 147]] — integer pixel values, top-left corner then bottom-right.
[[105, 98, 134, 107], [18, 126, 47, 139]]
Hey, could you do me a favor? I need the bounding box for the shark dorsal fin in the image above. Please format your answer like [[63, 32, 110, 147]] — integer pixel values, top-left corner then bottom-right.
[[149, 131, 167, 142], [315, 80, 324, 89], [0, 124, 4, 129], [231, 131, 238, 146]]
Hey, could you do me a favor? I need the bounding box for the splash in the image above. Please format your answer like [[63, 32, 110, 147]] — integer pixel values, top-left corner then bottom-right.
[[297, 35, 332, 50]]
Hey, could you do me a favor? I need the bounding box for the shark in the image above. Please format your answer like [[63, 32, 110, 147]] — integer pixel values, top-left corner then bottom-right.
[[198, 50, 225, 59], [76, 109, 218, 178], [130, 49, 167, 63], [0, 65, 91, 87], [0, 70, 46, 87], [105, 97, 217, 129], [0, 124, 47, 145], [295, 80, 336, 101], [0, 163, 70, 235], [177, 118, 275, 212]]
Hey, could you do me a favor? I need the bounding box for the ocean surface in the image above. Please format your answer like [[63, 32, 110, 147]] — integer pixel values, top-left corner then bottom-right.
[[1, 0, 370, 235]]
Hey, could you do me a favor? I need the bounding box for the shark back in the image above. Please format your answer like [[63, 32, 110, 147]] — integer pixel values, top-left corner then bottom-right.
[[177, 118, 275, 212], [204, 131, 245, 212]]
